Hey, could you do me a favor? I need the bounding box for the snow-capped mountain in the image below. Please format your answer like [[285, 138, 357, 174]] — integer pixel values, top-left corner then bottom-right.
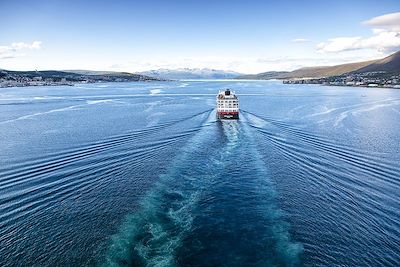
[[136, 68, 244, 80]]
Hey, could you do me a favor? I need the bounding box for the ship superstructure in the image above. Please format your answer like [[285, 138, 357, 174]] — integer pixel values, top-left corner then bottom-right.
[[216, 89, 239, 119]]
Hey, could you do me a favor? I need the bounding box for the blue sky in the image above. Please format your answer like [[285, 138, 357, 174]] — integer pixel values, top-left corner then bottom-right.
[[1, 0, 399, 73]]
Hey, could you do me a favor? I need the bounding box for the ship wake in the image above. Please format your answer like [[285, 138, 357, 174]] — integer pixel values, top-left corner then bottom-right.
[[100, 111, 302, 266]]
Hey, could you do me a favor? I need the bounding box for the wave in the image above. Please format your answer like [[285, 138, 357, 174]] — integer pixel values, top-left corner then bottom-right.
[[242, 110, 400, 189], [99, 109, 216, 267], [241, 110, 400, 260], [0, 108, 213, 177], [0, 109, 213, 232], [100, 113, 302, 266]]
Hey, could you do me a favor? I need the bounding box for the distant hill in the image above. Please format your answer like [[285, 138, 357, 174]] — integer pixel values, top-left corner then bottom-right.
[[240, 50, 400, 80], [3, 70, 84, 78], [0, 69, 161, 82], [237, 71, 290, 80], [352, 50, 400, 74], [63, 70, 122, 75], [137, 68, 244, 80], [280, 60, 376, 79], [63, 70, 160, 80]]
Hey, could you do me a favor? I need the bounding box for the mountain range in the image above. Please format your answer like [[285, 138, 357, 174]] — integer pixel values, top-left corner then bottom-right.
[[238, 50, 400, 80], [2, 50, 400, 84], [136, 68, 243, 80]]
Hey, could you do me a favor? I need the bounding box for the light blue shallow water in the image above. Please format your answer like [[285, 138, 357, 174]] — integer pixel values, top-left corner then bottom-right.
[[0, 80, 399, 266]]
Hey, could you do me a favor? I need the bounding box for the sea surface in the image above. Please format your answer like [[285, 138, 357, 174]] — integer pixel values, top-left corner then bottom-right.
[[0, 80, 399, 267]]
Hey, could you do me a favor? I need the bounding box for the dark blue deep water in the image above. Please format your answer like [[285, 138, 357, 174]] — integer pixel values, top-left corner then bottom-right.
[[0, 80, 399, 266]]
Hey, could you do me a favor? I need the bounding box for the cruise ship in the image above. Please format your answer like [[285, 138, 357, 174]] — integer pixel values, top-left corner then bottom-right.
[[216, 89, 239, 119]]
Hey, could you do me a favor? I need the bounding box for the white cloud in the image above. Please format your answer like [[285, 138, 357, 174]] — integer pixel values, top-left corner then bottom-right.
[[292, 38, 309, 43], [317, 12, 400, 54], [0, 41, 42, 59], [317, 37, 361, 52], [363, 12, 400, 31]]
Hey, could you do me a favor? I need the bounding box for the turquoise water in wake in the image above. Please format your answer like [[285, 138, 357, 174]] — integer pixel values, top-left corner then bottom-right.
[[0, 80, 399, 266]]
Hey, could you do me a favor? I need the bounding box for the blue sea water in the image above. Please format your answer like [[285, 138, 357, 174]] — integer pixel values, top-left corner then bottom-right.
[[0, 80, 399, 266]]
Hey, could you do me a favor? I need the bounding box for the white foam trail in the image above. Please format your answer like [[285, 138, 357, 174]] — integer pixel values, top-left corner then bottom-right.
[[102, 110, 302, 266], [334, 99, 400, 127], [308, 106, 338, 117], [144, 101, 161, 112], [86, 99, 114, 105], [101, 112, 213, 267], [146, 112, 166, 127], [334, 112, 350, 127], [352, 100, 400, 115], [308, 98, 399, 118], [33, 96, 64, 100], [0, 105, 82, 125], [246, 113, 267, 128], [0, 99, 119, 125], [178, 83, 189, 88], [150, 89, 163, 95]]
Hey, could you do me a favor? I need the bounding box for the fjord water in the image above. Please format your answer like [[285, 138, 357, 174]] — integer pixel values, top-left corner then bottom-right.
[[0, 81, 399, 266]]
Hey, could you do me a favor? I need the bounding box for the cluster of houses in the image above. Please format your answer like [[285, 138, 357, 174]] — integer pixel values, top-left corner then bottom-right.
[[283, 72, 400, 89], [0, 75, 77, 88], [0, 70, 160, 88]]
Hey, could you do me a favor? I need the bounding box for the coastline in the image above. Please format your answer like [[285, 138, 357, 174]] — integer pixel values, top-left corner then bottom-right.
[[282, 81, 400, 90], [320, 83, 400, 90], [0, 69, 164, 89], [0, 79, 165, 89]]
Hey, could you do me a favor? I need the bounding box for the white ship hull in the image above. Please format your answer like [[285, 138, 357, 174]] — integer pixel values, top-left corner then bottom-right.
[[216, 89, 239, 120]]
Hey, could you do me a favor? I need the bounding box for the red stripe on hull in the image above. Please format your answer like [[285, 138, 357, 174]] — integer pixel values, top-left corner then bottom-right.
[[217, 111, 239, 119], [217, 111, 239, 115]]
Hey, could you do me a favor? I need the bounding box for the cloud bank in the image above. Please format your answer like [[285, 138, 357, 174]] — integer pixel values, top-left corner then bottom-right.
[[0, 41, 42, 59], [317, 12, 400, 54], [363, 12, 400, 31]]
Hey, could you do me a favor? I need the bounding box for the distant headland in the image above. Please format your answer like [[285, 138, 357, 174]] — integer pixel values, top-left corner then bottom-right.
[[237, 50, 400, 88]]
